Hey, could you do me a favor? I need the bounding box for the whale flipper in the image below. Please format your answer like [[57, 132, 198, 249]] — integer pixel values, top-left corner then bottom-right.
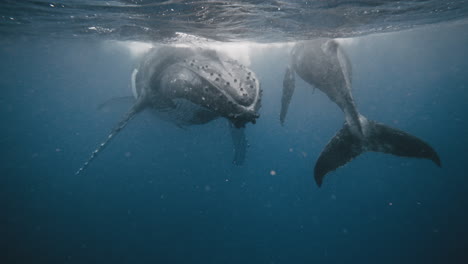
[[280, 66, 296, 126], [229, 122, 247, 165], [75, 99, 146, 175], [314, 118, 441, 187]]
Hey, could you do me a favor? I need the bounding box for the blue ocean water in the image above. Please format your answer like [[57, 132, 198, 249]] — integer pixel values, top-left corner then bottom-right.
[[2, 1, 468, 264]]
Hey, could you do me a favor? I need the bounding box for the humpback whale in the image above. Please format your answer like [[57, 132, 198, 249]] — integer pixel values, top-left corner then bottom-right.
[[76, 46, 261, 175], [281, 39, 441, 187]]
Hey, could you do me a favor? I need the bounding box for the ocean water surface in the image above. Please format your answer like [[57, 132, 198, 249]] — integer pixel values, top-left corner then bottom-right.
[[2, 1, 468, 263]]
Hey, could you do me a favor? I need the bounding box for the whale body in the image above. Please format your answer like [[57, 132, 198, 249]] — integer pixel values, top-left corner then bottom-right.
[[76, 46, 262, 175], [281, 39, 441, 187]]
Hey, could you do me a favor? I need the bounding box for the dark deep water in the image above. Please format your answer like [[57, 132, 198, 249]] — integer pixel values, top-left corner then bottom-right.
[[2, 1, 468, 264]]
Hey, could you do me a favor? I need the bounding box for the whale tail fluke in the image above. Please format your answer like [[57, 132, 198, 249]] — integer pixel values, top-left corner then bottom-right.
[[75, 99, 146, 175], [314, 118, 441, 187]]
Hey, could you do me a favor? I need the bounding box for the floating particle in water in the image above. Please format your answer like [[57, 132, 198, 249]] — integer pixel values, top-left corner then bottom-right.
[[125, 152, 132, 157], [270, 170, 277, 176], [388, 202, 393, 206], [204, 185, 211, 192], [289, 148, 294, 152], [55, 148, 61, 152]]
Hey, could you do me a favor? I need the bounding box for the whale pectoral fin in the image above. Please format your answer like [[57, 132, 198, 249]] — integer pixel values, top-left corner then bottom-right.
[[229, 121, 247, 166], [97, 96, 135, 111], [366, 120, 441, 167], [75, 99, 146, 175], [314, 124, 362, 187], [280, 66, 296, 126]]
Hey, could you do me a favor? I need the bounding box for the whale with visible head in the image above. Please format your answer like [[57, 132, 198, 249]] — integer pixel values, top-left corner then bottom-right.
[[76, 46, 262, 175], [281, 38, 441, 187]]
